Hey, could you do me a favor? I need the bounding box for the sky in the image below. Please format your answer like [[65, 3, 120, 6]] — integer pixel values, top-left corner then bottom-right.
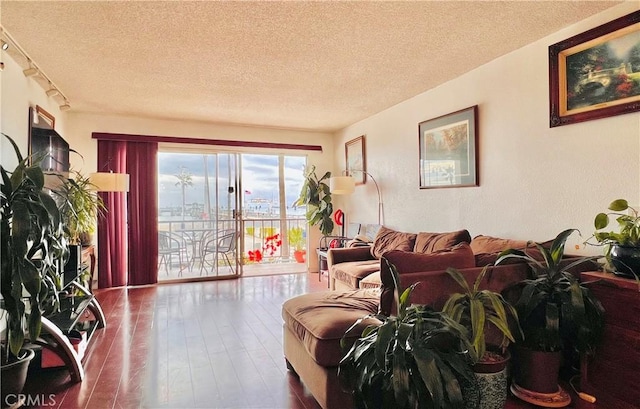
[[157, 151, 307, 217]]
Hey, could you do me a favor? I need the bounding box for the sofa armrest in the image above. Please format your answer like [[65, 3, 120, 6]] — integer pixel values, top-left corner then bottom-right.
[[327, 246, 375, 269]]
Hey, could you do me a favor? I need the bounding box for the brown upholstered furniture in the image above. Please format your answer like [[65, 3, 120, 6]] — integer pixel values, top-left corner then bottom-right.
[[283, 228, 554, 409], [327, 227, 473, 290]]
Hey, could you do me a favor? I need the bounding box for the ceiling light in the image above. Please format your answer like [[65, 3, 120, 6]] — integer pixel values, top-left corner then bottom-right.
[[1, 41, 8, 51], [23, 66, 38, 77], [59, 102, 71, 111], [46, 88, 59, 97]]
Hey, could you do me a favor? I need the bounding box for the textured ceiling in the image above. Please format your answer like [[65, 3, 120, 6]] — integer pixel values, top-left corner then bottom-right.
[[0, 1, 622, 132]]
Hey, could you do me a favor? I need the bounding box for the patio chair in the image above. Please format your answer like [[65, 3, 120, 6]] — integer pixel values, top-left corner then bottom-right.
[[158, 231, 189, 276], [200, 230, 237, 276]]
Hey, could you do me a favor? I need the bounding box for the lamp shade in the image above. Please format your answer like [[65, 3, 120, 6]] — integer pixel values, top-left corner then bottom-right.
[[89, 172, 130, 192], [330, 176, 355, 195]]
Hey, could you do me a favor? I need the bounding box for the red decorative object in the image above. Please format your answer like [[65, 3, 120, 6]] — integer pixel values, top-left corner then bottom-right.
[[334, 209, 344, 226]]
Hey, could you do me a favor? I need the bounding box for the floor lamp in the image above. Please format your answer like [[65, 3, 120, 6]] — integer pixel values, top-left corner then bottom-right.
[[329, 170, 384, 226]]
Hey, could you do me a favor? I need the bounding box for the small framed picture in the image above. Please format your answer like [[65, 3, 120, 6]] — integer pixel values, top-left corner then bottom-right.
[[418, 106, 478, 189], [549, 11, 640, 127], [345, 135, 366, 185]]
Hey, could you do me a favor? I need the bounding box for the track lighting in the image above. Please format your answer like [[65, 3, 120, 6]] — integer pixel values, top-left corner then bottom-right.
[[4, 28, 71, 109], [23, 66, 38, 77]]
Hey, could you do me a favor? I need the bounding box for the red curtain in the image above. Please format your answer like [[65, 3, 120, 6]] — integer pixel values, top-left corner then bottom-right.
[[97, 139, 158, 288], [127, 142, 158, 286]]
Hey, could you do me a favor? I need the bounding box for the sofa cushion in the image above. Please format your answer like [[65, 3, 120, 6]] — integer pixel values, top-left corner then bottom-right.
[[370, 226, 417, 259], [331, 260, 380, 289], [379, 243, 476, 315], [413, 229, 472, 254], [470, 235, 552, 263], [282, 290, 381, 367], [381, 243, 476, 276], [359, 271, 382, 289]]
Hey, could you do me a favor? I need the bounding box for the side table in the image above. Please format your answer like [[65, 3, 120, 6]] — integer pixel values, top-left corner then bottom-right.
[[579, 271, 639, 409], [316, 248, 329, 288]]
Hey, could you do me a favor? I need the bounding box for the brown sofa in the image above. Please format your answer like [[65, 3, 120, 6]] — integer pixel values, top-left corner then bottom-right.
[[282, 228, 558, 409]]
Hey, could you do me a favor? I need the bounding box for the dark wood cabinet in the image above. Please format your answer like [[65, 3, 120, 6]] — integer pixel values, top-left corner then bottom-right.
[[580, 272, 640, 409]]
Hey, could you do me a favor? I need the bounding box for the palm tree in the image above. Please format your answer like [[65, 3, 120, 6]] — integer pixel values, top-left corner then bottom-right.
[[174, 167, 193, 218]]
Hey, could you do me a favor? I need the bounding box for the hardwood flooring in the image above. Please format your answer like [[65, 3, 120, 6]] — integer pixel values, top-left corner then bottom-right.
[[22, 273, 327, 409], [21, 272, 585, 409]]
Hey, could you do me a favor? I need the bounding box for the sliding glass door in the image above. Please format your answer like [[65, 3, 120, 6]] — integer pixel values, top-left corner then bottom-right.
[[157, 151, 240, 280], [157, 149, 307, 282]]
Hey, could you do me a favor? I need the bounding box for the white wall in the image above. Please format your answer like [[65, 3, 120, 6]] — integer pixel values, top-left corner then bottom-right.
[[0, 52, 69, 169], [334, 2, 640, 254]]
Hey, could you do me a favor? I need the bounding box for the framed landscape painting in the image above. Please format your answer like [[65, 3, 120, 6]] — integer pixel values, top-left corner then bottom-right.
[[345, 135, 366, 185], [549, 11, 640, 127], [418, 106, 478, 189]]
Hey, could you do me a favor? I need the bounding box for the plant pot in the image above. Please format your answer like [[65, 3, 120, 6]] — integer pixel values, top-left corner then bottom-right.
[[470, 350, 510, 409], [511, 347, 572, 407], [610, 244, 640, 278], [513, 346, 561, 394], [1, 348, 35, 408], [294, 249, 306, 263]]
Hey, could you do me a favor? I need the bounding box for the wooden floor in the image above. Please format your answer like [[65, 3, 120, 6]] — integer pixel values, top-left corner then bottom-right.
[[22, 272, 587, 409], [23, 273, 328, 409]]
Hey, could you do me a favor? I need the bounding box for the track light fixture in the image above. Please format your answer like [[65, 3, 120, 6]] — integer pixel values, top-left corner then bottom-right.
[[46, 87, 59, 97], [23, 65, 38, 77], [4, 27, 71, 109]]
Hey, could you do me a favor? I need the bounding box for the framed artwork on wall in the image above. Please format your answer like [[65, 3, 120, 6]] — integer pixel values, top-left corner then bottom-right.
[[418, 106, 478, 189], [549, 10, 640, 127], [345, 135, 366, 185]]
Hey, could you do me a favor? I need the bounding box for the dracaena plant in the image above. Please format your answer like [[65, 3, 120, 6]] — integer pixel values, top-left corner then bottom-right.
[[293, 165, 334, 236], [495, 229, 604, 358], [442, 266, 522, 365], [1, 134, 67, 364], [338, 258, 476, 409]]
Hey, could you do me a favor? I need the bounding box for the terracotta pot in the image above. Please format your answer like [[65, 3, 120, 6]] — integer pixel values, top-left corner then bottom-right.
[[1, 348, 35, 408], [513, 346, 561, 394], [294, 250, 306, 263], [473, 349, 510, 374]]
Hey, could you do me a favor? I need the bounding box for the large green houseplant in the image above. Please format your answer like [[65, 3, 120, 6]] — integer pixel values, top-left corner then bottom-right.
[[294, 165, 334, 236], [1, 134, 67, 398], [495, 229, 604, 402], [442, 266, 522, 409], [590, 198, 640, 278], [339, 259, 477, 409], [54, 171, 105, 246]]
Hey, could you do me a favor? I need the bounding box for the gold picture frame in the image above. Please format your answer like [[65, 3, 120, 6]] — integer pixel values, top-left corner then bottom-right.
[[549, 10, 640, 127]]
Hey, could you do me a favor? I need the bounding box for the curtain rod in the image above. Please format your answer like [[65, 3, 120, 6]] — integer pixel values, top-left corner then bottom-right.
[[92, 132, 323, 152]]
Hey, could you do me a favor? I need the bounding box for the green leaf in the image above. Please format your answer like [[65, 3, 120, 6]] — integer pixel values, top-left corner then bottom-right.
[[594, 212, 609, 230], [609, 199, 629, 212]]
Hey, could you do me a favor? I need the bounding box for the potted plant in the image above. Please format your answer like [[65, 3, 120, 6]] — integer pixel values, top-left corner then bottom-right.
[[54, 171, 105, 246], [442, 266, 522, 409], [590, 198, 640, 278], [1, 134, 67, 402], [288, 226, 306, 263], [495, 229, 605, 406], [294, 165, 334, 237], [339, 259, 477, 409]]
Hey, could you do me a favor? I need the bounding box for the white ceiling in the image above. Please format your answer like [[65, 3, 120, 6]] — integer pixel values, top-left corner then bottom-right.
[[1, 1, 622, 132]]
